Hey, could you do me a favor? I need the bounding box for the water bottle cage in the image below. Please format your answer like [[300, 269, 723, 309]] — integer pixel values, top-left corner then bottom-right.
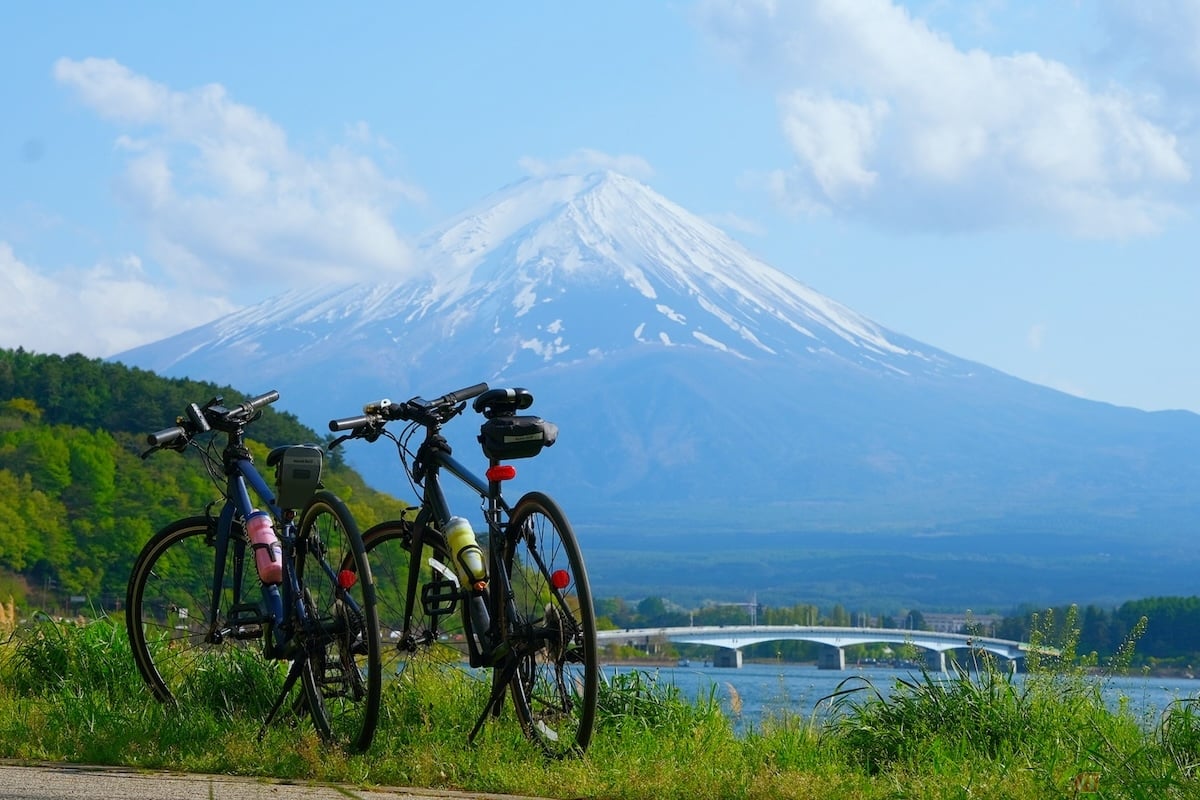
[[251, 541, 279, 563]]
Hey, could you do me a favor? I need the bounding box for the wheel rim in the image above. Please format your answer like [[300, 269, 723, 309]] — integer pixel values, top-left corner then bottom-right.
[[504, 501, 597, 756], [296, 498, 380, 751]]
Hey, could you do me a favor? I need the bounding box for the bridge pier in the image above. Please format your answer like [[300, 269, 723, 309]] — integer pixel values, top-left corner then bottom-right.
[[925, 649, 946, 672], [817, 645, 846, 670], [712, 647, 743, 668]]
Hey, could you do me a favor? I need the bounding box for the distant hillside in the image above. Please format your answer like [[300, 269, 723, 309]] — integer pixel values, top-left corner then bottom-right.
[[0, 347, 322, 448], [0, 347, 407, 612]]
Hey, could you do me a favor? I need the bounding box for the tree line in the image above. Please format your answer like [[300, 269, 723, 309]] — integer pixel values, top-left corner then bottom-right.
[[0, 347, 406, 612], [597, 594, 1200, 668]]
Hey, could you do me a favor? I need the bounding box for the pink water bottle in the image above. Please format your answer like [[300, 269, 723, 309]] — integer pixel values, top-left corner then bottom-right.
[[246, 511, 282, 584]]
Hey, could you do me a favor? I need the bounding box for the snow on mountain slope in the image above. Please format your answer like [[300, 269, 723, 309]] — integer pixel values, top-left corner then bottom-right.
[[125, 171, 969, 387], [411, 171, 938, 370]]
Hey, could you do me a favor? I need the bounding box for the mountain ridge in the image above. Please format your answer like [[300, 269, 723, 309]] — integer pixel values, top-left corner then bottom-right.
[[112, 170, 1200, 607]]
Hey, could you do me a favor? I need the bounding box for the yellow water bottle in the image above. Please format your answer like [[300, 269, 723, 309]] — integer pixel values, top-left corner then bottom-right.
[[444, 516, 491, 643], [445, 516, 488, 588]]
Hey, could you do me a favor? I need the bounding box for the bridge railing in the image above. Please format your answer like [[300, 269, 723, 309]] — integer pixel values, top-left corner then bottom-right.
[[596, 624, 1053, 663]]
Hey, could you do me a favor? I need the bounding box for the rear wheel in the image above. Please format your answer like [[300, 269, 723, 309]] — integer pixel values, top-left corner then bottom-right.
[[126, 516, 282, 713], [499, 492, 598, 757], [295, 492, 381, 752]]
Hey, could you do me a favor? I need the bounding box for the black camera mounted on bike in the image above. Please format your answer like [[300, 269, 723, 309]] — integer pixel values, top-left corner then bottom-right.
[[474, 387, 558, 461]]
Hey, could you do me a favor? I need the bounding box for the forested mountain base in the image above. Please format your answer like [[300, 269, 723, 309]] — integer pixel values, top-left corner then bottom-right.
[[0, 347, 407, 612]]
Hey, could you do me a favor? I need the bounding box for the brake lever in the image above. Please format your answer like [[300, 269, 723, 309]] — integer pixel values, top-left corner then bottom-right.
[[139, 436, 190, 460]]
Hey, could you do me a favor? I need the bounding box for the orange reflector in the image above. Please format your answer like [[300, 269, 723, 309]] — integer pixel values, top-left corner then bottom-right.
[[486, 464, 517, 481], [551, 569, 570, 590], [337, 569, 357, 590]]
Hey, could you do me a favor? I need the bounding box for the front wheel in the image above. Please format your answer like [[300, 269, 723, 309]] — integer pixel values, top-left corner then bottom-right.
[[126, 516, 280, 711], [295, 491, 381, 753], [499, 491, 598, 757]]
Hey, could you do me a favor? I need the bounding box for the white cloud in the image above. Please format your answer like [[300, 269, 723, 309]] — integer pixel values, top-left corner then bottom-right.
[[0, 242, 234, 358], [53, 58, 423, 293], [695, 0, 1191, 237], [704, 211, 767, 236], [779, 91, 887, 202]]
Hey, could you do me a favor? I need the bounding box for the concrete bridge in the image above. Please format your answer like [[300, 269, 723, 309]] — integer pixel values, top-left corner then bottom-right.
[[596, 624, 1048, 670]]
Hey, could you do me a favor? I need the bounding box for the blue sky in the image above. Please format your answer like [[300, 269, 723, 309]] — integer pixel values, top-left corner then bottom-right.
[[4, 1, 1200, 413]]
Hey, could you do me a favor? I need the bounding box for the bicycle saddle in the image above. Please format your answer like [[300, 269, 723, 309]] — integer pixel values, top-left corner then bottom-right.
[[472, 387, 534, 418]]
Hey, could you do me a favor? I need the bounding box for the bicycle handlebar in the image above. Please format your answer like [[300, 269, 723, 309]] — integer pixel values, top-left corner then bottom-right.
[[144, 390, 280, 448], [327, 382, 490, 433], [431, 382, 490, 407], [146, 425, 189, 447]]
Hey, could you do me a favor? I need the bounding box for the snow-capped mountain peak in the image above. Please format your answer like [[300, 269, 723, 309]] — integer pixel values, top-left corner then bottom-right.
[[397, 170, 930, 371], [120, 171, 959, 390]]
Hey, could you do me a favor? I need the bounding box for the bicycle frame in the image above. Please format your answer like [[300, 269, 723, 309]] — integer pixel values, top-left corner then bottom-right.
[[407, 444, 516, 668], [207, 447, 293, 655]]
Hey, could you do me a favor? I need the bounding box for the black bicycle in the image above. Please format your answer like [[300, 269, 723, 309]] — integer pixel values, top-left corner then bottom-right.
[[328, 382, 598, 756], [126, 390, 382, 752]]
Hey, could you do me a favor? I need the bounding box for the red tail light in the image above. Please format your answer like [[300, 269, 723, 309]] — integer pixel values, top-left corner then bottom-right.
[[486, 464, 517, 481]]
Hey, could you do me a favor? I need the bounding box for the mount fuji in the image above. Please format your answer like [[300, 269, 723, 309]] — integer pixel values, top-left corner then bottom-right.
[[114, 171, 1200, 608]]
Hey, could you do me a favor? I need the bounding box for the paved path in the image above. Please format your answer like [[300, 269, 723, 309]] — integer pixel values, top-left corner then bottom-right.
[[0, 763, 545, 800]]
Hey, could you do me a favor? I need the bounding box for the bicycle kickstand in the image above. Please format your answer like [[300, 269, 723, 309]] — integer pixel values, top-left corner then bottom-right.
[[258, 656, 308, 740], [468, 656, 521, 743]]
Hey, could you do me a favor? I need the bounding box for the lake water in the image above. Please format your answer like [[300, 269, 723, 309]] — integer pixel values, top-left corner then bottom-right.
[[603, 661, 1200, 732]]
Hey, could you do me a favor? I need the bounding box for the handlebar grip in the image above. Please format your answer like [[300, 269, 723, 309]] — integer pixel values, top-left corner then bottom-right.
[[437, 382, 489, 406], [329, 415, 372, 432], [248, 390, 280, 409], [147, 426, 187, 447]]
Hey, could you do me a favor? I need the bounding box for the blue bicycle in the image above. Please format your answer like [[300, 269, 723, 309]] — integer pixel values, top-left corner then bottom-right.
[[126, 390, 382, 752]]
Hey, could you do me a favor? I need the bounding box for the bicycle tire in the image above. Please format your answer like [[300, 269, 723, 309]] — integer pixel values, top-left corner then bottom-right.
[[126, 516, 283, 713], [499, 491, 598, 757], [295, 491, 382, 753]]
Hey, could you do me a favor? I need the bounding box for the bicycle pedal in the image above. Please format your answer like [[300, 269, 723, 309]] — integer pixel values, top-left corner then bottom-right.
[[231, 625, 264, 640], [228, 602, 268, 637], [421, 579, 460, 616]]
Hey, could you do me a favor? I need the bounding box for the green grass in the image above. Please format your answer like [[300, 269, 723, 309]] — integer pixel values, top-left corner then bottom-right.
[[2, 613, 1200, 799]]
